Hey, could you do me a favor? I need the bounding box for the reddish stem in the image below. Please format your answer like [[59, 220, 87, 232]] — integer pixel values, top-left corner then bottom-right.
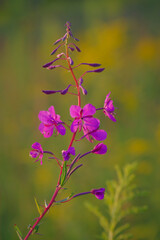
[[24, 186, 61, 240]]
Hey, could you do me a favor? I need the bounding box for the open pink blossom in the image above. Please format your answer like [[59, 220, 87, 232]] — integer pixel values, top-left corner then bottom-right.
[[38, 106, 66, 138], [104, 92, 116, 122], [70, 103, 99, 135], [29, 142, 43, 165]]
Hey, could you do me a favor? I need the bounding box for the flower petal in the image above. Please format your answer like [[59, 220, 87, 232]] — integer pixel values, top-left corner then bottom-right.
[[83, 117, 100, 131], [29, 150, 39, 158], [83, 104, 96, 116], [31, 142, 42, 151], [91, 129, 107, 141], [68, 146, 75, 155], [56, 124, 66, 135], [70, 105, 81, 118], [70, 119, 82, 132], [38, 111, 52, 125], [104, 112, 116, 122], [39, 123, 54, 138], [48, 106, 56, 118]]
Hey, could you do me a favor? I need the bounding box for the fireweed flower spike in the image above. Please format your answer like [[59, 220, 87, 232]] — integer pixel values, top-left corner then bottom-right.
[[29, 142, 43, 165], [19, 22, 117, 240], [38, 106, 66, 137]]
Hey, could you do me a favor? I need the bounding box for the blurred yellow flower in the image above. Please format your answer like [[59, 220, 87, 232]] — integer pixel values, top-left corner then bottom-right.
[[134, 37, 158, 63], [128, 138, 150, 155]]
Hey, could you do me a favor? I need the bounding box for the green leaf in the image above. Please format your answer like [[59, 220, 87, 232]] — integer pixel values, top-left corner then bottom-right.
[[33, 224, 40, 234], [14, 224, 23, 240], [34, 197, 42, 215], [60, 161, 67, 186], [114, 223, 130, 238], [85, 202, 109, 231]]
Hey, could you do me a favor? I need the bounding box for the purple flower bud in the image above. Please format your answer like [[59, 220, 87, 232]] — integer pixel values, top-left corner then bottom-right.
[[80, 86, 87, 95], [29, 142, 43, 165], [73, 43, 81, 52], [65, 21, 71, 28], [42, 90, 61, 94], [57, 52, 65, 58], [60, 84, 72, 95], [86, 68, 105, 73], [43, 58, 60, 68], [53, 37, 63, 45], [42, 84, 72, 95], [68, 57, 74, 65], [91, 188, 105, 200], [47, 65, 68, 70], [81, 63, 101, 67], [46, 65, 59, 70], [62, 147, 75, 161], [68, 47, 75, 52], [68, 32, 79, 42], [51, 44, 63, 55], [92, 143, 107, 155], [79, 78, 87, 95], [62, 33, 67, 41]]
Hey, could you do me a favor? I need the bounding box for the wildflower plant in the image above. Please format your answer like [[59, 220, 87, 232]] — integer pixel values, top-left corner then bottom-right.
[[15, 22, 117, 240], [86, 163, 147, 240]]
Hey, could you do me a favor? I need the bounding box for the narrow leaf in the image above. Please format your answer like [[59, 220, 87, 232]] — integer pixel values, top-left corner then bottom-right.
[[14, 224, 23, 240], [34, 197, 42, 215], [60, 161, 67, 186]]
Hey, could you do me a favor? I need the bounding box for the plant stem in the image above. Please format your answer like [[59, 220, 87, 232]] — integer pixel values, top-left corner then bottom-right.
[[24, 185, 61, 240]]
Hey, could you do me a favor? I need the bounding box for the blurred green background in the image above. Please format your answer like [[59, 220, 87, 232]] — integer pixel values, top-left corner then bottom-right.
[[1, 0, 160, 239]]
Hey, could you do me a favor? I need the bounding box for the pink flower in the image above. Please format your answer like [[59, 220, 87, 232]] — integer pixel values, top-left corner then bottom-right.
[[70, 103, 99, 133], [104, 92, 116, 122], [38, 106, 66, 138], [29, 142, 43, 165]]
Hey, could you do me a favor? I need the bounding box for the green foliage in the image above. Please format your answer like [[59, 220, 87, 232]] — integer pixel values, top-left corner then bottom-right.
[[34, 197, 42, 216], [60, 161, 67, 186], [14, 224, 23, 240], [86, 163, 147, 240]]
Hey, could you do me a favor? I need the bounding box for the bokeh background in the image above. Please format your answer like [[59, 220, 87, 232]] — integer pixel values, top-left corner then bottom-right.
[[1, 0, 160, 239]]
